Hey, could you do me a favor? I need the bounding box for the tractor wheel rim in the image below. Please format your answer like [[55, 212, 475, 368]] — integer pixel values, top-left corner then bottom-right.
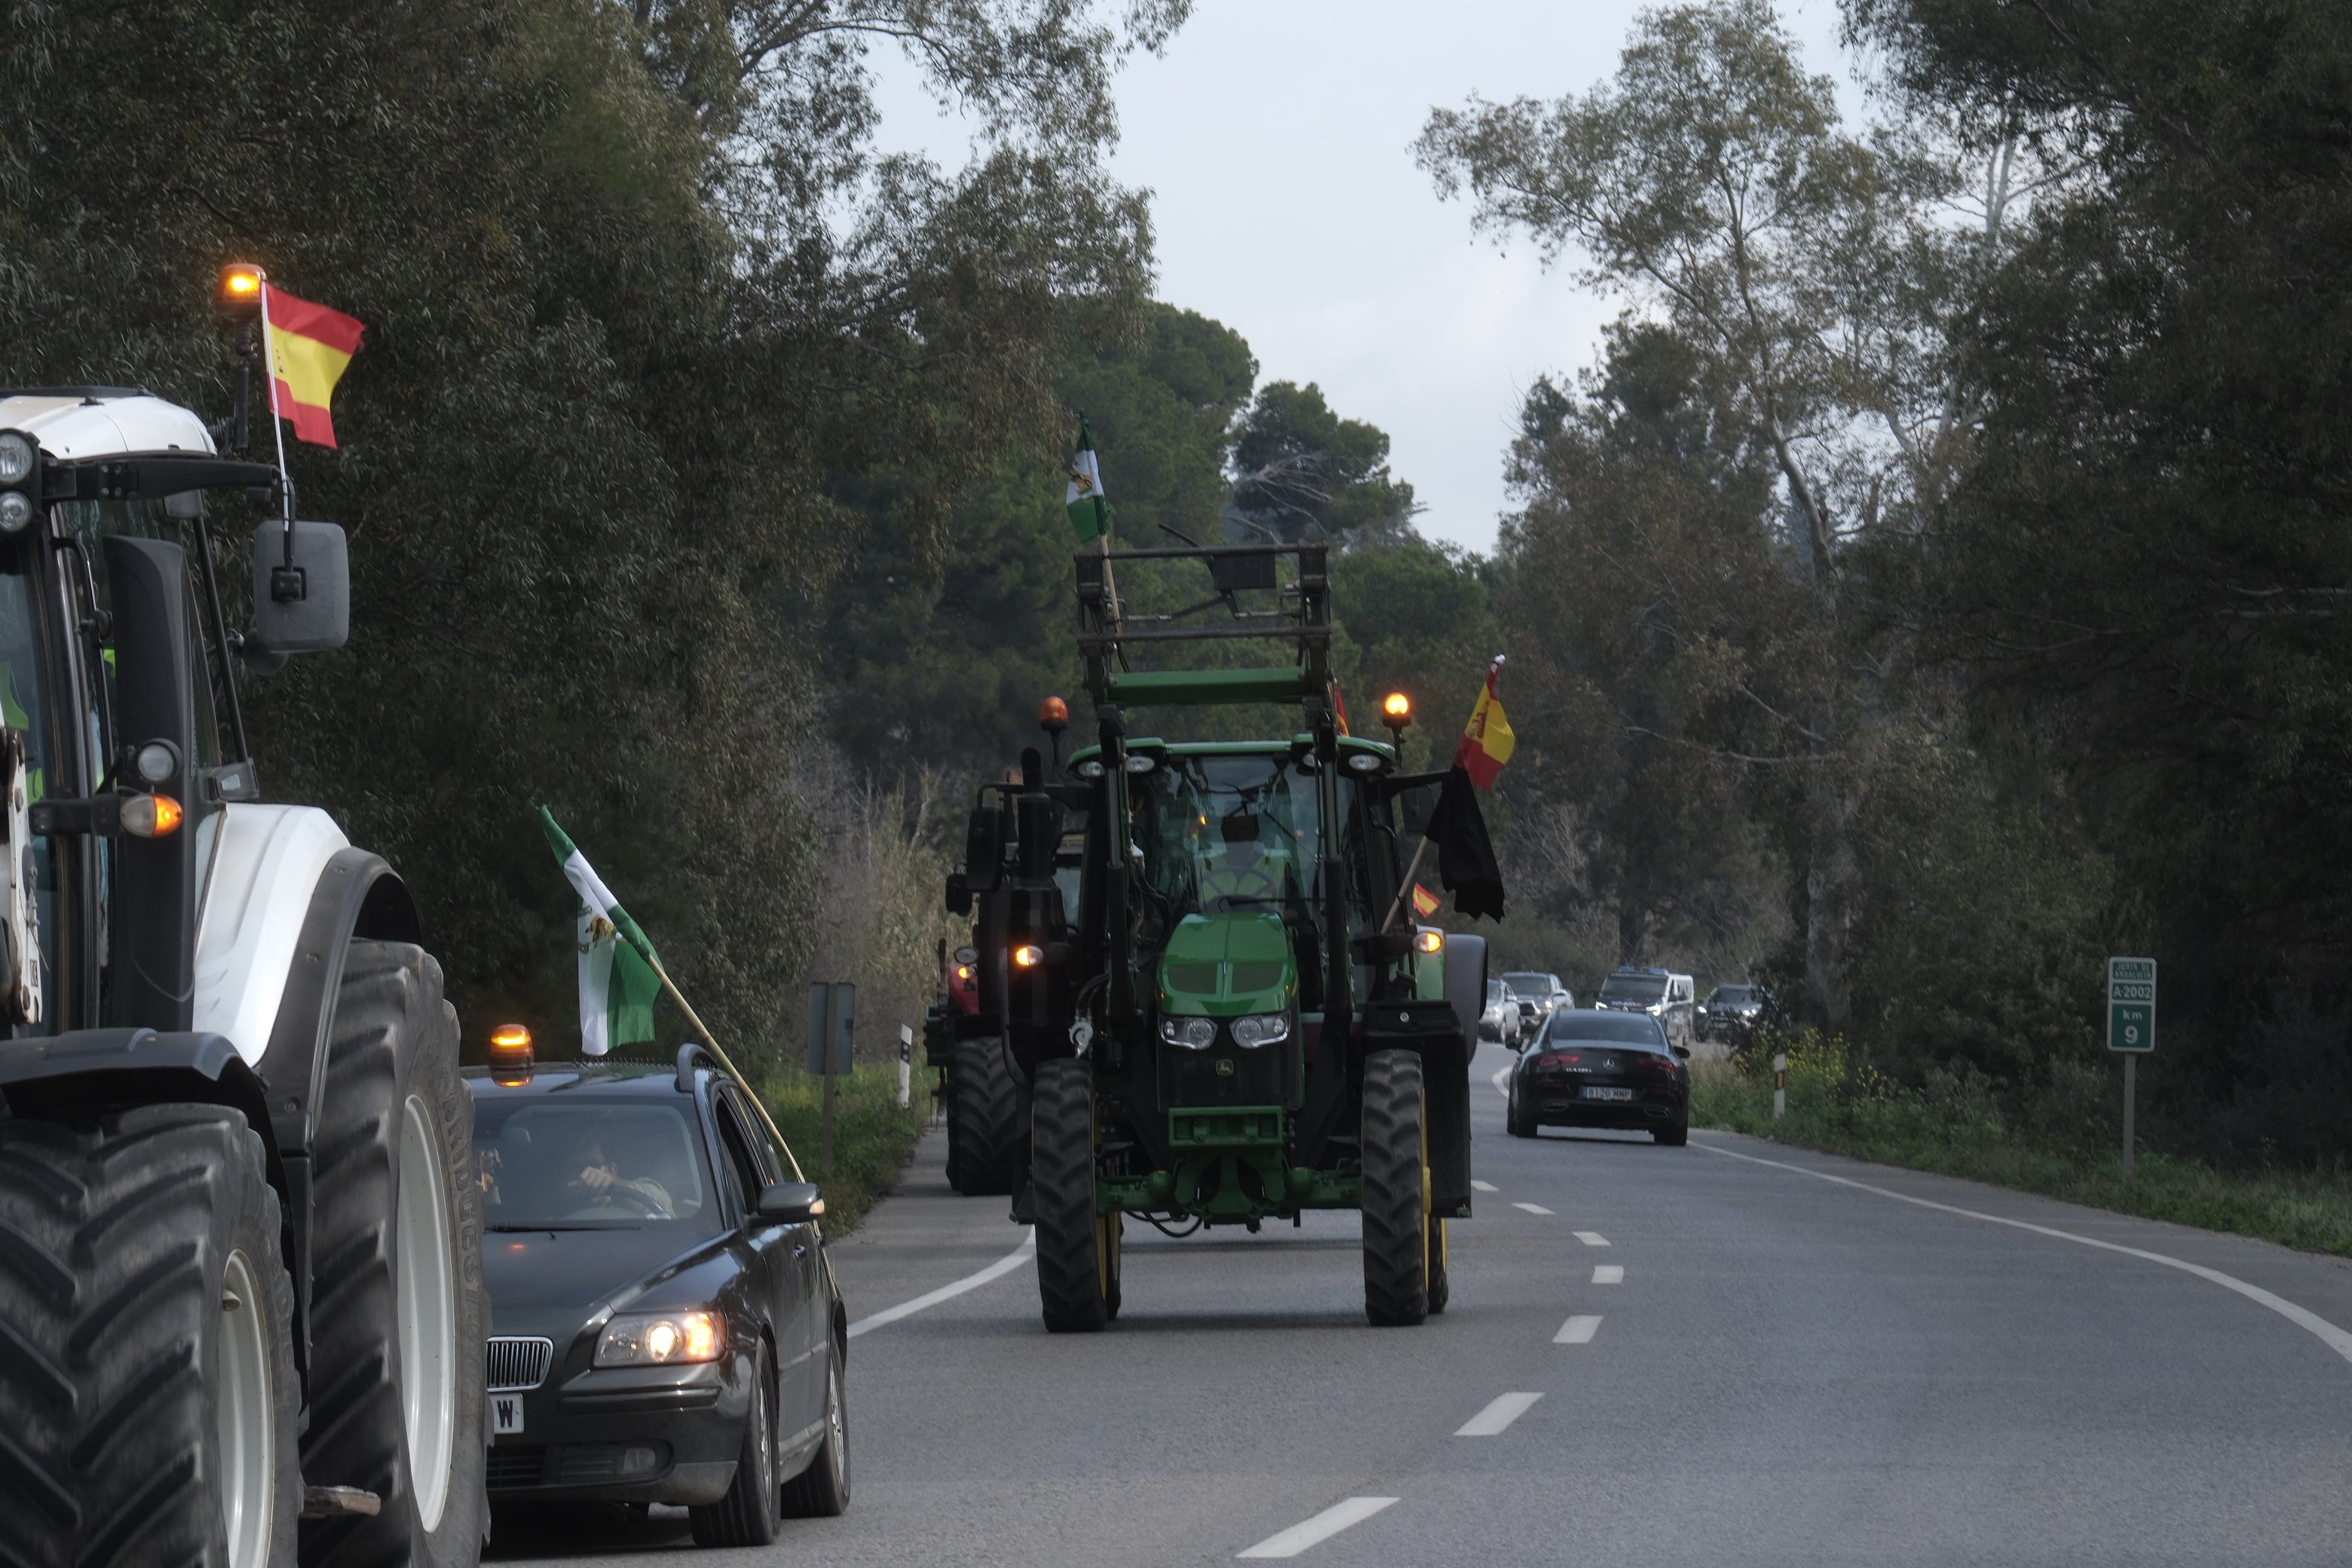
[[397, 1095, 458, 1532], [217, 1249, 275, 1568]]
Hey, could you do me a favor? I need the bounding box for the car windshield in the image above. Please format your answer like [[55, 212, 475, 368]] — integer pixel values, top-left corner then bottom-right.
[[473, 1097, 713, 1229], [1486, 980, 1506, 1004], [1502, 972, 1555, 995], [1599, 973, 1668, 1003], [1712, 985, 1756, 1003], [1545, 1012, 1668, 1047]]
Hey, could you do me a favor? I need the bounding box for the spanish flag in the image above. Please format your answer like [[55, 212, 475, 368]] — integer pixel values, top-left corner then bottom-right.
[[263, 285, 366, 448], [1453, 655, 1516, 789], [1410, 882, 1441, 920]]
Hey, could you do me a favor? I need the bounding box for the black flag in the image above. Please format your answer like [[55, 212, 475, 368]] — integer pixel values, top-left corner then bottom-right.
[[1424, 765, 1505, 920]]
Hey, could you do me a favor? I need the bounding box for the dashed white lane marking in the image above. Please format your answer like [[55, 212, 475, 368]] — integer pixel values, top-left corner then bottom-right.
[[846, 1230, 1036, 1339], [1456, 1392, 1544, 1437], [1593, 1265, 1625, 1284], [1695, 1141, 2352, 1367], [1238, 1497, 1400, 1558], [1573, 1231, 1610, 1247], [1471, 1180, 1499, 1193], [1554, 1315, 1603, 1344], [1513, 1202, 1554, 1216]]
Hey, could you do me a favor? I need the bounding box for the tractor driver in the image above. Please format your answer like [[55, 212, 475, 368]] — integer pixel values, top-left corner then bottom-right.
[[1196, 807, 1295, 911]]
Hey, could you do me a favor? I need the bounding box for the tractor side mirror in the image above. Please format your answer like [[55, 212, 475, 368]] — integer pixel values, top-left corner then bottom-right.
[[756, 1180, 822, 1223], [961, 805, 1005, 895], [250, 520, 349, 655]]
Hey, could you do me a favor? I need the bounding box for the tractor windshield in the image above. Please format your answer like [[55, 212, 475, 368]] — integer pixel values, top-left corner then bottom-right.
[[1136, 752, 1330, 918]]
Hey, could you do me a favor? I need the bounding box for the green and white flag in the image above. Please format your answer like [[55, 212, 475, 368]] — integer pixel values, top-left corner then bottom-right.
[[1065, 412, 1109, 544], [539, 807, 661, 1056]]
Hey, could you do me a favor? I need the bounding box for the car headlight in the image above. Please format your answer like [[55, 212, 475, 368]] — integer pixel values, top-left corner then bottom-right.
[[1159, 1015, 1217, 1049], [1229, 1013, 1290, 1049], [596, 1310, 722, 1367], [0, 433, 32, 485]]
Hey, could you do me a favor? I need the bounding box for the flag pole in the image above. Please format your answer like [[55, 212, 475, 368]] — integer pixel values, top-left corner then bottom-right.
[[1380, 835, 1432, 934], [643, 951, 814, 1184], [256, 280, 299, 557]]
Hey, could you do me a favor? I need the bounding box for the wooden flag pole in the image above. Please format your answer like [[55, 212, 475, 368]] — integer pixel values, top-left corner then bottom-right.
[[1380, 835, 1433, 934], [645, 955, 813, 1184]]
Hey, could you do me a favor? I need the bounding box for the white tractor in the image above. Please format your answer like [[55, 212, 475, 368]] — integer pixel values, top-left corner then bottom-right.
[[0, 275, 488, 1567]]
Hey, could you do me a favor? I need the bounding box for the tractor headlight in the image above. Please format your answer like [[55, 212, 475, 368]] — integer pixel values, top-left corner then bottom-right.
[[0, 490, 32, 532], [0, 433, 32, 486], [1229, 1013, 1290, 1049], [1159, 1015, 1217, 1050], [596, 1310, 722, 1367]]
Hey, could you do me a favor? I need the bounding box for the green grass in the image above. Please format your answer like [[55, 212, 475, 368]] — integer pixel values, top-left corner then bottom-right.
[[1691, 1057, 2352, 1259], [753, 1064, 928, 1237]]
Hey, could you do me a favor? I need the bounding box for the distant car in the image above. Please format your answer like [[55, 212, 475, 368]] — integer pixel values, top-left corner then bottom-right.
[[1595, 966, 1696, 1052], [468, 1047, 850, 1545], [1506, 1009, 1691, 1145], [1480, 979, 1517, 1042], [1698, 982, 1769, 1047], [1501, 970, 1575, 1027]]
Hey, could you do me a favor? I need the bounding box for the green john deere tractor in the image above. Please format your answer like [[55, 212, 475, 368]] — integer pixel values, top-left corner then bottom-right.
[[944, 538, 1491, 1330]]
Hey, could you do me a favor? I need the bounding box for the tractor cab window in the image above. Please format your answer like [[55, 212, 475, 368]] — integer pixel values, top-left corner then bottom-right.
[[1137, 754, 1324, 918], [54, 501, 226, 789], [0, 552, 57, 1031]]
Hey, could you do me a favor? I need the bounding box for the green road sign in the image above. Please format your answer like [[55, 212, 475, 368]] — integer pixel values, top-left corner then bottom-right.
[[2107, 957, 2155, 1052]]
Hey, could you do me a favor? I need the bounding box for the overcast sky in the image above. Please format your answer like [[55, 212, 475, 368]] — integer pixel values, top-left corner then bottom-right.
[[875, 0, 1861, 555]]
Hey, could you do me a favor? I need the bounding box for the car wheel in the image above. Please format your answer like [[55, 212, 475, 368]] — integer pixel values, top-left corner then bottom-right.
[[1654, 1114, 1689, 1147], [780, 1343, 851, 1517], [691, 1340, 782, 1545], [1506, 1080, 1536, 1138]]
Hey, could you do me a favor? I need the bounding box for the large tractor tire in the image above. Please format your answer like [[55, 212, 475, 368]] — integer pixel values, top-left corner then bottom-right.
[[948, 1037, 1021, 1196], [1030, 1058, 1107, 1333], [300, 942, 488, 1568], [0, 1104, 300, 1568], [1361, 1049, 1431, 1327]]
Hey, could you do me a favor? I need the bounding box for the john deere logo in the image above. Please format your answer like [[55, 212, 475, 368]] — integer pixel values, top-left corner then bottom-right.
[[1214, 1059, 1235, 1076]]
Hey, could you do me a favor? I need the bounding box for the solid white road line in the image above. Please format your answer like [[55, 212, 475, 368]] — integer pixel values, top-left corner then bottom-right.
[[1513, 1202, 1554, 1216], [1456, 1392, 1545, 1437], [1593, 1264, 1625, 1284], [1472, 1179, 1499, 1193], [1695, 1141, 2352, 1367], [1554, 1315, 1603, 1344], [1237, 1497, 1401, 1558], [845, 1230, 1037, 1339], [1573, 1231, 1610, 1247]]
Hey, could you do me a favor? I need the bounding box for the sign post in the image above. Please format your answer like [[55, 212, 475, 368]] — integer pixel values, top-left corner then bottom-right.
[[806, 982, 856, 1179], [1772, 1053, 1788, 1120], [897, 1023, 914, 1110], [2106, 957, 2155, 1181]]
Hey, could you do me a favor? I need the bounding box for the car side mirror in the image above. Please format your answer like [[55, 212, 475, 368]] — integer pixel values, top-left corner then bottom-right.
[[756, 1180, 822, 1223], [250, 520, 349, 655], [1511, 1037, 1530, 1053], [1671, 1044, 1692, 1061]]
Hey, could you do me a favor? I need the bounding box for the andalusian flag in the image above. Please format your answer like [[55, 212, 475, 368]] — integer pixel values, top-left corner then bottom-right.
[[1453, 655, 1517, 789], [1065, 413, 1109, 544], [262, 284, 365, 448], [539, 808, 661, 1056]]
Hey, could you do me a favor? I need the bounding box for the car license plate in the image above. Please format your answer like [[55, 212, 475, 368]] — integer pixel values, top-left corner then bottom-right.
[[1582, 1086, 1634, 1101], [491, 1393, 525, 1436]]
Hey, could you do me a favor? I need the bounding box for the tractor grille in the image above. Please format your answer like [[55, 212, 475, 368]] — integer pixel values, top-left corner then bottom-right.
[[485, 1336, 555, 1392]]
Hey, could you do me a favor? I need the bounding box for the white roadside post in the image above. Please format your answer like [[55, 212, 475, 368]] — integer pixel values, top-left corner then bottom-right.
[[2108, 957, 2156, 1181], [897, 1023, 914, 1110], [1773, 1052, 1788, 1119], [807, 982, 856, 1180]]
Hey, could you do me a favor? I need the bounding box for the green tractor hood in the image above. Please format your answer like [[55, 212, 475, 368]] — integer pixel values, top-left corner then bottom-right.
[[1156, 912, 1296, 1017]]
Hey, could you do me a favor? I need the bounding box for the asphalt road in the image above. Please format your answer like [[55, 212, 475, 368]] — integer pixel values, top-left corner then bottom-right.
[[492, 1041, 2352, 1566]]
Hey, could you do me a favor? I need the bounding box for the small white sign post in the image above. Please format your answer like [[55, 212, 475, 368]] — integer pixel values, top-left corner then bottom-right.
[[2107, 957, 2155, 1181], [1772, 1053, 1788, 1120], [897, 1023, 914, 1110]]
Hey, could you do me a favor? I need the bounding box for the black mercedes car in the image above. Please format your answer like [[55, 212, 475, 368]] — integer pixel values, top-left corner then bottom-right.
[[467, 1044, 850, 1546], [1505, 1009, 1692, 1144]]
